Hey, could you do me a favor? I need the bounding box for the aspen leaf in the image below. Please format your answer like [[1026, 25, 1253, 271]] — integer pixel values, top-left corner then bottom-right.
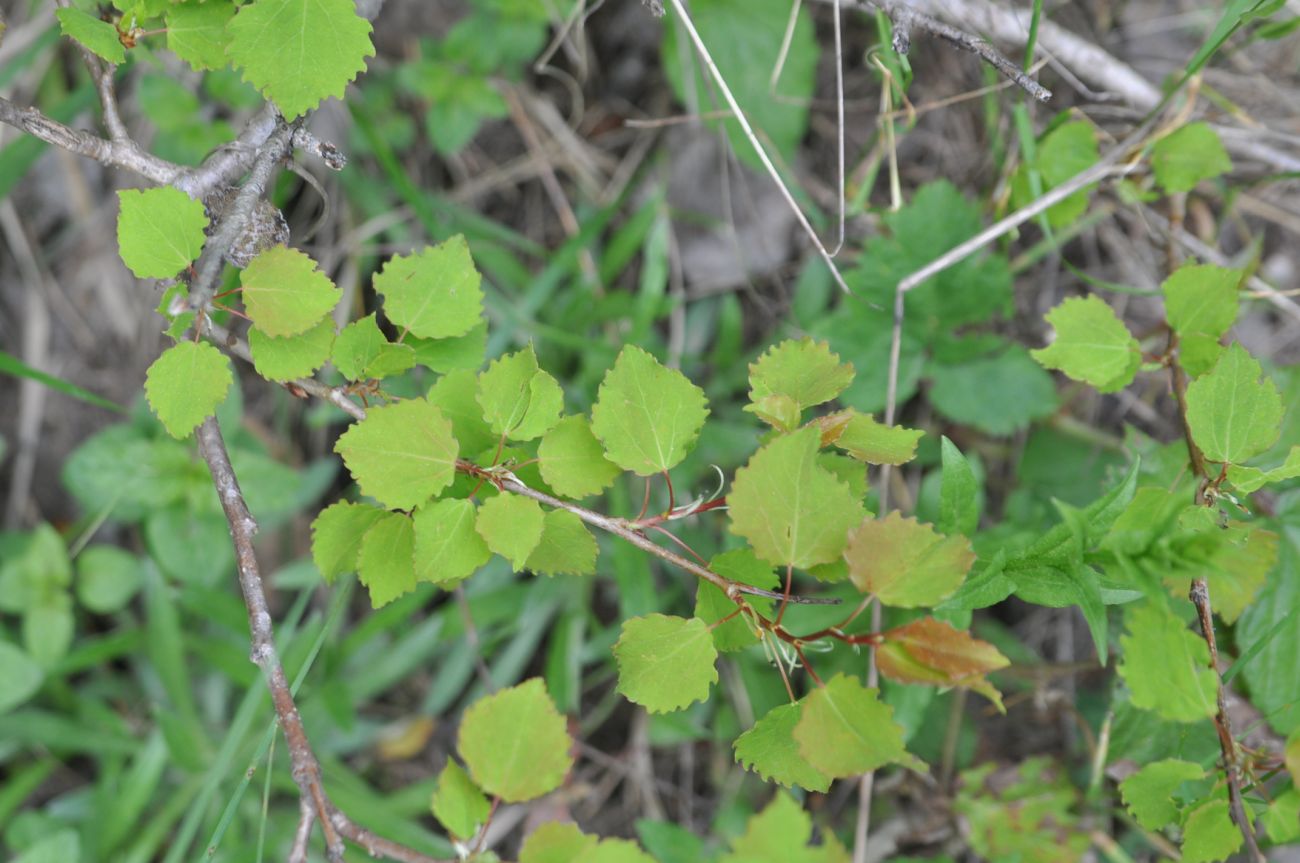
[[717, 792, 846, 863], [823, 410, 923, 465], [474, 494, 544, 571], [1118, 758, 1204, 829], [374, 236, 483, 339], [1117, 600, 1218, 723], [844, 512, 973, 607], [311, 500, 386, 583], [166, 1, 235, 71], [1031, 296, 1140, 393], [793, 674, 916, 777], [733, 703, 831, 792], [331, 314, 416, 381], [1162, 264, 1241, 341], [476, 345, 563, 441], [747, 337, 854, 419], [1185, 343, 1282, 464], [1181, 799, 1242, 863], [117, 188, 208, 279], [695, 549, 776, 652], [538, 415, 622, 499], [56, 8, 125, 64], [356, 512, 417, 607], [240, 246, 341, 338], [412, 499, 490, 586], [1152, 123, 1232, 194], [248, 317, 334, 382], [457, 679, 573, 803], [431, 760, 489, 841], [520, 823, 598, 863], [144, 341, 232, 439], [334, 399, 458, 510], [526, 509, 597, 576], [613, 614, 717, 713], [876, 616, 1009, 709]]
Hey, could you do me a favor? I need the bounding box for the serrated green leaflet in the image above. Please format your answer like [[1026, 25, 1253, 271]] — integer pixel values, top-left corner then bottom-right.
[[1011, 120, 1100, 228], [248, 317, 334, 382], [844, 512, 972, 607], [374, 236, 483, 339], [429, 368, 496, 455], [1181, 799, 1242, 863], [830, 411, 922, 465], [431, 760, 489, 841], [1152, 123, 1232, 194], [613, 614, 717, 713], [733, 703, 831, 791], [356, 512, 416, 607], [1118, 758, 1204, 829], [166, 1, 234, 71], [476, 345, 563, 441], [412, 498, 490, 586], [748, 338, 854, 417], [793, 674, 913, 778], [144, 341, 232, 438], [520, 822, 598, 863], [240, 246, 341, 338], [1163, 264, 1241, 341], [729, 426, 865, 568], [1031, 296, 1140, 392], [333, 398, 458, 510], [1117, 600, 1218, 722], [457, 678, 573, 802], [1228, 445, 1300, 492], [56, 8, 125, 64], [331, 313, 416, 381], [117, 188, 208, 279], [1185, 343, 1282, 464], [538, 415, 622, 499], [474, 494, 544, 571], [939, 437, 980, 536], [695, 549, 775, 652], [226, 0, 375, 120], [526, 509, 597, 576], [310, 500, 386, 583], [409, 319, 487, 373], [590, 345, 709, 476], [717, 792, 847, 863], [575, 839, 657, 863]]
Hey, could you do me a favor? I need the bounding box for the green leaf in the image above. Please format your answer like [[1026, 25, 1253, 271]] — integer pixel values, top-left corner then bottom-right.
[[75, 546, 142, 614], [56, 8, 125, 64], [929, 347, 1059, 434], [526, 509, 598, 576], [356, 512, 417, 607], [1011, 121, 1101, 228], [520, 822, 598, 863], [166, 0, 235, 71], [374, 236, 483, 339], [1152, 123, 1233, 194], [1117, 600, 1219, 723], [428, 368, 496, 455], [845, 512, 973, 607], [827, 411, 923, 465], [240, 246, 341, 338], [733, 703, 832, 792], [25, 592, 74, 666], [590, 345, 709, 476], [116, 188, 208, 279], [412, 498, 490, 586], [1185, 343, 1282, 464], [0, 641, 44, 715], [474, 494, 544, 571], [1265, 788, 1300, 843], [476, 345, 564, 441], [1237, 511, 1300, 734], [1118, 758, 1204, 829], [718, 792, 844, 863], [728, 426, 865, 568], [226, 0, 375, 120], [1181, 798, 1242, 863], [334, 398, 458, 510], [248, 317, 335, 381], [409, 319, 487, 373], [1163, 264, 1241, 341], [938, 436, 980, 536], [458, 678, 573, 802], [311, 500, 386, 583], [144, 341, 233, 438], [695, 549, 776, 652], [613, 614, 718, 713], [538, 415, 622, 499], [431, 760, 490, 841], [576, 839, 657, 863], [331, 313, 416, 381], [748, 338, 854, 422], [1227, 445, 1300, 493], [1031, 296, 1141, 392], [793, 674, 914, 778]]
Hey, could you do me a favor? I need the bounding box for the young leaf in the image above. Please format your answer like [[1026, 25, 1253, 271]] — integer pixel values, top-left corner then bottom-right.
[[457, 678, 573, 802], [431, 760, 490, 841], [412, 499, 490, 586], [117, 188, 208, 279], [733, 703, 832, 792], [822, 410, 923, 465], [1030, 296, 1140, 393], [748, 337, 854, 417], [612, 614, 718, 713], [356, 512, 417, 607], [576, 839, 657, 863], [538, 415, 622, 499], [520, 822, 598, 863], [1152, 122, 1233, 194], [526, 510, 598, 576], [226, 0, 375, 120], [1181, 798, 1242, 863], [373, 236, 483, 339], [1226, 445, 1300, 493], [875, 616, 1009, 708], [166, 1, 235, 71], [938, 436, 980, 537], [1162, 264, 1241, 341], [793, 674, 915, 778], [248, 317, 335, 382], [1118, 758, 1204, 829], [1117, 600, 1218, 723], [728, 426, 865, 569], [144, 341, 233, 439], [717, 792, 841, 863], [590, 345, 709, 476], [476, 345, 564, 441], [331, 313, 416, 381], [695, 549, 776, 652], [334, 399, 458, 510], [844, 512, 973, 608], [1011, 121, 1100, 228], [240, 246, 341, 338], [409, 319, 487, 373], [474, 494, 544, 571], [56, 8, 126, 64], [311, 500, 386, 583], [428, 369, 496, 455], [1185, 343, 1282, 465]]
